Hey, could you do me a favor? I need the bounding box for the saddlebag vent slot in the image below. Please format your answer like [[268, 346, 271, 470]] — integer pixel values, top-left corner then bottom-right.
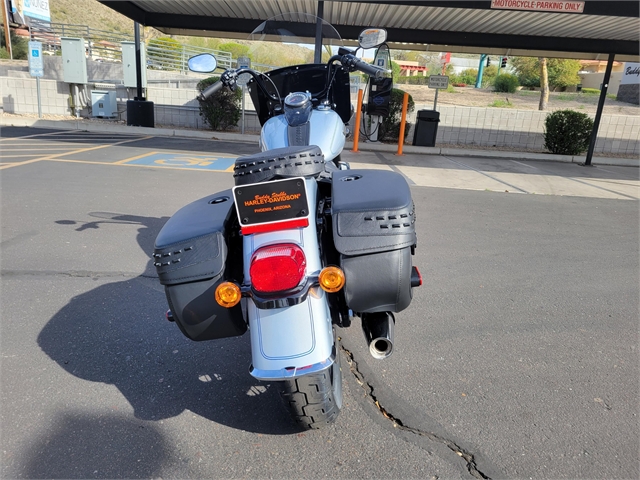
[[234, 145, 324, 186], [154, 190, 246, 341], [331, 169, 417, 314]]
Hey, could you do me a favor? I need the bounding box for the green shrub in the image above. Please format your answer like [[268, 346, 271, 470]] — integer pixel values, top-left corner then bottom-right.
[[581, 88, 600, 95], [196, 76, 242, 131], [378, 88, 415, 142], [494, 73, 519, 93], [396, 75, 429, 85], [543, 109, 594, 155], [458, 68, 478, 85]]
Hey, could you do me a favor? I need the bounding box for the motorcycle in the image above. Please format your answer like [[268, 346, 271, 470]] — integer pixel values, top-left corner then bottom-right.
[[153, 14, 421, 429]]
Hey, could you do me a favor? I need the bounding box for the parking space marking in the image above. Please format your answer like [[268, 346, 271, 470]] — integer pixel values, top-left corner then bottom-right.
[[0, 136, 152, 170], [510, 160, 539, 169], [2, 146, 84, 151], [120, 152, 237, 171], [0, 142, 93, 147], [44, 158, 233, 173], [0, 131, 72, 141]]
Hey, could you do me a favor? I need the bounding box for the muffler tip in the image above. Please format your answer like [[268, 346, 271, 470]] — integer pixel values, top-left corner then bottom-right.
[[361, 312, 395, 360], [369, 337, 393, 359]]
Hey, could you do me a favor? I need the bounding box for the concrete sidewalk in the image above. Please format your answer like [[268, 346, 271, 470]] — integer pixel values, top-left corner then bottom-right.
[[2, 114, 638, 168]]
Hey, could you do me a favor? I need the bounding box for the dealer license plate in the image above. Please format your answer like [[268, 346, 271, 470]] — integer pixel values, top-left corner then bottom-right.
[[233, 177, 309, 230]]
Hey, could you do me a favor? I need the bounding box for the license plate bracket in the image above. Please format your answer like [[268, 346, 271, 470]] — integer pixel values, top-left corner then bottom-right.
[[233, 177, 309, 230]]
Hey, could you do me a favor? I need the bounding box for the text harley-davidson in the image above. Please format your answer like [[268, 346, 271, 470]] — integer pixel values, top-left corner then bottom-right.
[[153, 15, 421, 429]]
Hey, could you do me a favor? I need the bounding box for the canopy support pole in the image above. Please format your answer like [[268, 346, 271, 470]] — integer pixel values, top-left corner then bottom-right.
[[134, 21, 144, 100], [582, 53, 615, 167], [314, 1, 324, 64]]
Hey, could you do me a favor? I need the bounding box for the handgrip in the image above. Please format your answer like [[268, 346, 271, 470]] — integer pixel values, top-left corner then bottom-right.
[[355, 59, 387, 79], [199, 81, 224, 100]]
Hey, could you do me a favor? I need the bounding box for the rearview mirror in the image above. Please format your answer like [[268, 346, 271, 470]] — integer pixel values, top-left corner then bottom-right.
[[188, 54, 217, 73], [358, 28, 388, 49]]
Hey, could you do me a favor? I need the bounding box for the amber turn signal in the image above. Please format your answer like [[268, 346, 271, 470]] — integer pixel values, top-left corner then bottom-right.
[[215, 282, 242, 308], [318, 266, 345, 293]]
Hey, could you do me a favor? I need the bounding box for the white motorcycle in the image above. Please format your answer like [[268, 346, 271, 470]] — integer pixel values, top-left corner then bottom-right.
[[154, 14, 421, 429]]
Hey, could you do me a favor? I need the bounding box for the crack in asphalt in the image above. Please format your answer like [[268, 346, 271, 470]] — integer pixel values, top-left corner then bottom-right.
[[341, 345, 490, 480], [0, 270, 154, 279]]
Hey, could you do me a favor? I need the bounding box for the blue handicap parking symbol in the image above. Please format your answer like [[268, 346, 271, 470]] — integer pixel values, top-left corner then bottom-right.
[[125, 152, 236, 171]]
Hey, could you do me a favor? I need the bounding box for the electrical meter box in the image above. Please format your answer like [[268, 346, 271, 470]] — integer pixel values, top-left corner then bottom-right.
[[61, 37, 88, 84], [91, 90, 117, 118], [121, 42, 147, 88]]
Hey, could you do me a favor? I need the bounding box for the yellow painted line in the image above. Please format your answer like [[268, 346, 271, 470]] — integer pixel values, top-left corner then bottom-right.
[[0, 154, 47, 158], [45, 158, 234, 173], [114, 151, 159, 164], [0, 136, 153, 170]]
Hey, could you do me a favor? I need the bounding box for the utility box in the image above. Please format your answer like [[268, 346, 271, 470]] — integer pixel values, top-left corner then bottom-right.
[[91, 90, 117, 118], [121, 41, 147, 88], [61, 37, 88, 84], [412, 110, 440, 147]]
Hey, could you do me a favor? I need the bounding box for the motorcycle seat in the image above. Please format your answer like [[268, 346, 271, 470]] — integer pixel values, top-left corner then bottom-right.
[[233, 145, 325, 186]]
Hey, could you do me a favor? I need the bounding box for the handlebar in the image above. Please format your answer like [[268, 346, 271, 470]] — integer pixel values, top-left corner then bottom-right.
[[198, 80, 224, 100], [353, 57, 388, 79], [329, 53, 388, 79], [197, 56, 388, 103]]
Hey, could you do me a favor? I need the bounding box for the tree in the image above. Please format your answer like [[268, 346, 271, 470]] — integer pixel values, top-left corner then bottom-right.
[[511, 56, 581, 90], [390, 61, 401, 79], [547, 58, 581, 88], [539, 57, 549, 111], [218, 42, 250, 61], [0, 27, 29, 60], [511, 56, 540, 87]]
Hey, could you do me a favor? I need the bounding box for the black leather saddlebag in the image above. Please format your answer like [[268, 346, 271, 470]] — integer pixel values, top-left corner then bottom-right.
[[331, 170, 417, 313], [154, 190, 246, 341]]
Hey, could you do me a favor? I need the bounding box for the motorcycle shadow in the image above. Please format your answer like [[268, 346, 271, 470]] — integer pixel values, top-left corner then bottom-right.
[[20, 411, 176, 478], [38, 213, 301, 435]]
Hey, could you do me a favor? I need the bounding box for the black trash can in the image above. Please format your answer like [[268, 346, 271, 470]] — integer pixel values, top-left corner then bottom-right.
[[412, 110, 440, 147], [127, 98, 155, 127]]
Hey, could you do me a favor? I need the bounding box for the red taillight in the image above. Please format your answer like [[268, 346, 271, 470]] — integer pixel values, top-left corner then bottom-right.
[[250, 243, 306, 293]]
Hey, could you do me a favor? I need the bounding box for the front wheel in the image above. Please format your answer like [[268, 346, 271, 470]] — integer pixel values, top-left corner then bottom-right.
[[280, 349, 342, 429]]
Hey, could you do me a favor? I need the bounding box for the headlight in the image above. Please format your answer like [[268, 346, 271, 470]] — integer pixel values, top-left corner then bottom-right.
[[284, 91, 312, 127]]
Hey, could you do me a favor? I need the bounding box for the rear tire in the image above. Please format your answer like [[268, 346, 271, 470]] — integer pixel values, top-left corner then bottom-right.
[[280, 350, 342, 429]]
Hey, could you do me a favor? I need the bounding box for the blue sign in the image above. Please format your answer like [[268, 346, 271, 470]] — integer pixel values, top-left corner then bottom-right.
[[28, 41, 44, 78]]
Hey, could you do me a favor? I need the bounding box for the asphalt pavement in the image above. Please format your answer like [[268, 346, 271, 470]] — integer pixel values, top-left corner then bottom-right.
[[1, 126, 638, 479]]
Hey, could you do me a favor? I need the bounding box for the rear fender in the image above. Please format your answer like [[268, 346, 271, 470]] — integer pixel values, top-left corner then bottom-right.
[[248, 290, 335, 380], [243, 179, 334, 380]]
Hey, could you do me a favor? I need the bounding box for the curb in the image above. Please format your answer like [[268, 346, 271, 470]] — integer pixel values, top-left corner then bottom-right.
[[2, 116, 636, 167]]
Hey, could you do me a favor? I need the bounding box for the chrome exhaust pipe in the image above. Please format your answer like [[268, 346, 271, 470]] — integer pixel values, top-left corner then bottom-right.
[[361, 312, 395, 359]]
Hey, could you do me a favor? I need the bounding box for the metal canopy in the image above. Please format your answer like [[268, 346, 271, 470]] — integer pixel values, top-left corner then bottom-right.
[[100, 0, 639, 61]]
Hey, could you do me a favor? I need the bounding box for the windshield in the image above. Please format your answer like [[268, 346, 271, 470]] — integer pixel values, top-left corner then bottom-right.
[[246, 13, 343, 69], [244, 14, 352, 126]]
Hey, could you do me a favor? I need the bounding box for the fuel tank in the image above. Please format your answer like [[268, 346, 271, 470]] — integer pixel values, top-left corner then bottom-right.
[[260, 109, 346, 162]]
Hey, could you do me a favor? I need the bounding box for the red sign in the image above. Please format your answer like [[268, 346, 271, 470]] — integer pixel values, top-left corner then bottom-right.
[[491, 0, 585, 13]]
